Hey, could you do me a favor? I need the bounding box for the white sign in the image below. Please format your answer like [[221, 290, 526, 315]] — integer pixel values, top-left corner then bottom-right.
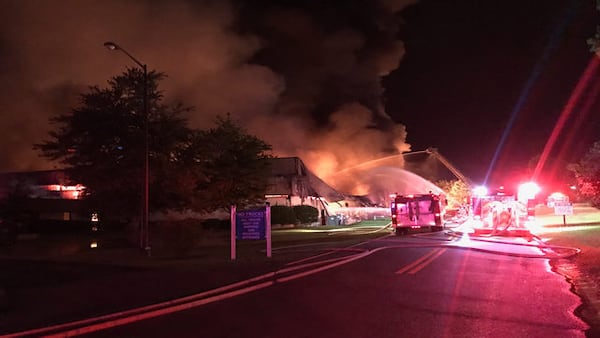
[[554, 204, 573, 216]]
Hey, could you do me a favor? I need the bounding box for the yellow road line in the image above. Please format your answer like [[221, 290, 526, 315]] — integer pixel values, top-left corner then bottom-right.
[[395, 248, 443, 275], [407, 248, 447, 274]]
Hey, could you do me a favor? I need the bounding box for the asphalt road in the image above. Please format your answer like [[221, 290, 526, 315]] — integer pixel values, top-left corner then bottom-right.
[[75, 233, 588, 338]]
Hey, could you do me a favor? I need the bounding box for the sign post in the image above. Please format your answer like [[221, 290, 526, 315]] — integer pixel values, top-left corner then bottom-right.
[[266, 202, 271, 258], [230, 203, 272, 260], [554, 202, 573, 226], [230, 205, 236, 260]]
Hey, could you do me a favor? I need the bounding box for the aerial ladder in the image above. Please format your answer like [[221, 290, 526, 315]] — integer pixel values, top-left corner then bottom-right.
[[403, 147, 473, 188]]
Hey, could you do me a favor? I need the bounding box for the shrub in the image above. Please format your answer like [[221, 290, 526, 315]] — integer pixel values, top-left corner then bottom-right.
[[270, 205, 297, 225], [200, 218, 230, 230], [293, 205, 318, 224]]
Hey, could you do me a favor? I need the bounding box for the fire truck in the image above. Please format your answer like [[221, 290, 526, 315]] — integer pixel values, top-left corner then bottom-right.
[[390, 193, 445, 235], [470, 183, 538, 236]]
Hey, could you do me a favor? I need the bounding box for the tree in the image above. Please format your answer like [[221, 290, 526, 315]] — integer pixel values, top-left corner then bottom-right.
[[568, 141, 600, 207], [588, 0, 600, 53], [35, 69, 274, 222], [436, 179, 470, 210], [186, 114, 273, 212], [35, 68, 193, 220]]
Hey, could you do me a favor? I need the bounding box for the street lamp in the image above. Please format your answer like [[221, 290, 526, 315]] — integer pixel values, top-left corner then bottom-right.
[[103, 41, 150, 256]]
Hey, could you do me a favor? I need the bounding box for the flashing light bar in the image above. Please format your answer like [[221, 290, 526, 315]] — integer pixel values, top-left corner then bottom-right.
[[518, 181, 541, 200], [473, 186, 488, 196]]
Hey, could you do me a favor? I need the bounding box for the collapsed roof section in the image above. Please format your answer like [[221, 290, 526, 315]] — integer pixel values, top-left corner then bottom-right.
[[266, 157, 346, 203]]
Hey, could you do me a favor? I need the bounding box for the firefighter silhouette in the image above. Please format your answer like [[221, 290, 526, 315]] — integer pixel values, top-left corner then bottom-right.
[[491, 203, 512, 231], [407, 201, 419, 222]]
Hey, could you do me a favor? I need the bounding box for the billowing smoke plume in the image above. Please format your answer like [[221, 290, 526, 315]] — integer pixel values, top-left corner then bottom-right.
[[0, 0, 417, 198]]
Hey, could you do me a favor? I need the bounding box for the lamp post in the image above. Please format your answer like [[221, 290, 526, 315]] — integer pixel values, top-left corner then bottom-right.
[[103, 41, 150, 256]]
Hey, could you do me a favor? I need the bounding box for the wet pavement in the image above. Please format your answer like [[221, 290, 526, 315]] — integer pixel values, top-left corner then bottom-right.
[[1, 220, 599, 336], [552, 259, 600, 337]]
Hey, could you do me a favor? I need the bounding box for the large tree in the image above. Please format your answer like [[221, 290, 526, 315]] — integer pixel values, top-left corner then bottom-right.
[[184, 115, 273, 213], [35, 69, 192, 220], [568, 141, 600, 207], [35, 69, 273, 222]]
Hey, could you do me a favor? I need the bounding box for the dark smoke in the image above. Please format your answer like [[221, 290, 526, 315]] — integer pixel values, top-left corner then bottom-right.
[[233, 0, 417, 190], [0, 0, 418, 197]]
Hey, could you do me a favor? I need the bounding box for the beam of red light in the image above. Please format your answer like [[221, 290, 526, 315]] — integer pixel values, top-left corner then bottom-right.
[[533, 56, 600, 181], [549, 75, 600, 181]]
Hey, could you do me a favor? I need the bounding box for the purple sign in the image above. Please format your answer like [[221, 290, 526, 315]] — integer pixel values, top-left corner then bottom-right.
[[236, 208, 266, 240]]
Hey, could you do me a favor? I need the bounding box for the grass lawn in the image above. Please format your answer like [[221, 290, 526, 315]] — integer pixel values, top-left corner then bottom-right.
[[2, 207, 599, 282], [532, 203, 600, 332], [534, 203, 600, 276], [0, 219, 392, 268]]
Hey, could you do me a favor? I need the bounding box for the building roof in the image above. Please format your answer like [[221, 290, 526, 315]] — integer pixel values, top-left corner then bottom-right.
[[266, 157, 346, 202], [0, 170, 73, 200], [1, 158, 348, 203]]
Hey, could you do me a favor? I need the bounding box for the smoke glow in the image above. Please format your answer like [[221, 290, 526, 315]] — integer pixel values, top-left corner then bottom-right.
[[0, 0, 421, 197]]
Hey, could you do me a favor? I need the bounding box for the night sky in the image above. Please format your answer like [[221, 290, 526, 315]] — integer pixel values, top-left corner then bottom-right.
[[0, 0, 599, 195], [386, 0, 600, 187]]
